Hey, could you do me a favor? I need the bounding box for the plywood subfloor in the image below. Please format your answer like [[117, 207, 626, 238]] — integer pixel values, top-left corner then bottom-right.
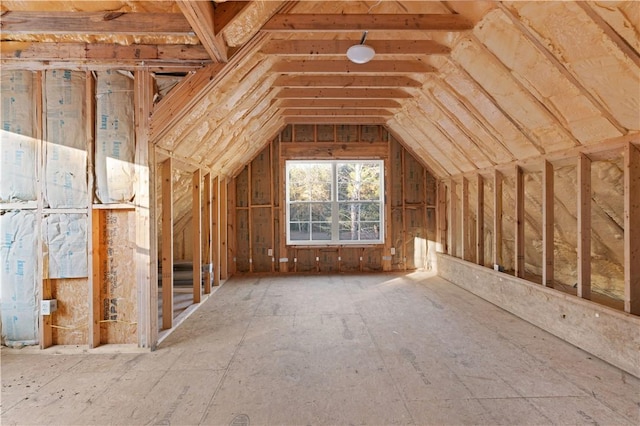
[[2, 272, 639, 425]]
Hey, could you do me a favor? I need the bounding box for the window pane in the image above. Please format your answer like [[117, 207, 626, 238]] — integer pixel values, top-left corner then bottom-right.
[[290, 203, 310, 222], [337, 162, 381, 201], [311, 203, 332, 222], [359, 222, 381, 240], [289, 222, 310, 241], [288, 163, 332, 201], [339, 221, 358, 241], [359, 202, 380, 221], [312, 223, 331, 240]]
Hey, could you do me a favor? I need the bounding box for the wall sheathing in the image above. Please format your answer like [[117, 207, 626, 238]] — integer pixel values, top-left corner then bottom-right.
[[0, 69, 140, 347], [231, 124, 436, 274]]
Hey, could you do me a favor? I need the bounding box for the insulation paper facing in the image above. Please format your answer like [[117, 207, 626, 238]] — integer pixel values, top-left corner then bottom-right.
[[0, 71, 37, 203], [0, 210, 39, 346], [44, 214, 88, 279], [95, 70, 135, 204], [44, 70, 89, 208]]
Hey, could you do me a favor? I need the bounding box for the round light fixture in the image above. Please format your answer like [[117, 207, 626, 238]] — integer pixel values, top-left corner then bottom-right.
[[347, 31, 375, 64]]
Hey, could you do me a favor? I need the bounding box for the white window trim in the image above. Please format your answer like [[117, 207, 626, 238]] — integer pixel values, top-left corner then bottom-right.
[[285, 159, 385, 246]]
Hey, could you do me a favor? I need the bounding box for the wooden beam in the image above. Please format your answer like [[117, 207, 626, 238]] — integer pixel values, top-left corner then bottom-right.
[[493, 170, 503, 267], [515, 166, 525, 278], [281, 109, 392, 117], [272, 75, 422, 88], [227, 178, 237, 276], [276, 98, 402, 109], [1, 42, 211, 63], [271, 60, 435, 74], [284, 117, 388, 125], [276, 88, 411, 99], [212, 176, 220, 286], [90, 210, 101, 348], [213, 1, 250, 35], [624, 142, 640, 314], [262, 39, 451, 55], [476, 174, 484, 266], [134, 69, 156, 348], [281, 142, 388, 159], [176, 0, 228, 62], [203, 173, 212, 294], [192, 169, 202, 304], [1, 11, 193, 35], [161, 158, 174, 330], [448, 180, 458, 257], [437, 180, 447, 253], [262, 13, 474, 32], [542, 160, 554, 288], [461, 177, 470, 261], [577, 153, 591, 300], [219, 179, 229, 280]]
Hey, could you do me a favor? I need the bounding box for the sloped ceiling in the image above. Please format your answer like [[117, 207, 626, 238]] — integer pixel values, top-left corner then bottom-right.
[[1, 1, 638, 178]]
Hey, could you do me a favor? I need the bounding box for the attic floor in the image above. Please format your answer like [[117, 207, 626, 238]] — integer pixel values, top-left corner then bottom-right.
[[2, 272, 639, 425]]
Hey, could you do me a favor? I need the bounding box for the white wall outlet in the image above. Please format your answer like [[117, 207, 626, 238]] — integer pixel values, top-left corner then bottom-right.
[[268, 248, 273, 256], [41, 299, 58, 316], [390, 247, 396, 255]]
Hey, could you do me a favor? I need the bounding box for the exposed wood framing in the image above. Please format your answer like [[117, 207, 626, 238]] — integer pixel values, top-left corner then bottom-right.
[[493, 170, 503, 267], [276, 88, 411, 99], [273, 75, 422, 88], [437, 180, 447, 253], [134, 69, 156, 347], [624, 142, 640, 314], [86, 71, 99, 348], [192, 169, 202, 304], [161, 158, 173, 330], [212, 176, 220, 286], [262, 39, 450, 56], [280, 142, 388, 159], [461, 177, 470, 261], [476, 174, 484, 266], [176, 0, 228, 62], [281, 109, 393, 117], [448, 179, 457, 257], [277, 99, 402, 109], [227, 178, 237, 276], [219, 179, 228, 279], [262, 14, 474, 32], [284, 117, 388, 125], [90, 210, 101, 348], [515, 166, 525, 278], [278, 137, 288, 273], [271, 60, 435, 74], [542, 160, 554, 288], [577, 153, 592, 300], [203, 173, 212, 294]]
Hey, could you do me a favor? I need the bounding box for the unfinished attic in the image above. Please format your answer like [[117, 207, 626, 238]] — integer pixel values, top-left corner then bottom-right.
[[1, 0, 639, 384]]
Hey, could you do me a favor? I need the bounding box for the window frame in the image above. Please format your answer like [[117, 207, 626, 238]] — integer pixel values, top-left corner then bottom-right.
[[285, 159, 385, 246]]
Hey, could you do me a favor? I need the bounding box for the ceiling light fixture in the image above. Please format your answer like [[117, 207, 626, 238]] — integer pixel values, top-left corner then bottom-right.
[[346, 31, 375, 64]]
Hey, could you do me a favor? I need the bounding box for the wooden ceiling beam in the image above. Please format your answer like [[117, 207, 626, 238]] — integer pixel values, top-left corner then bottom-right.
[[262, 14, 474, 32], [176, 0, 228, 62], [276, 87, 412, 99], [276, 98, 403, 109], [213, 1, 251, 35], [272, 75, 422, 88], [284, 117, 388, 125], [1, 42, 211, 63], [0, 11, 192, 35], [280, 109, 393, 117], [262, 39, 451, 55], [271, 60, 435, 74]]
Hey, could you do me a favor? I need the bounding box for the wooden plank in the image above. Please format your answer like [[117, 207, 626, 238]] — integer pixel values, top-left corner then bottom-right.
[[577, 153, 591, 300], [542, 160, 554, 288], [176, 0, 228, 62], [383, 136, 393, 271], [227, 178, 237, 276], [493, 170, 503, 267], [277, 87, 411, 99], [1, 11, 193, 35], [624, 142, 640, 314], [476, 174, 484, 266], [278, 139, 289, 273], [213, 1, 250, 35], [262, 39, 450, 55], [448, 180, 457, 257], [280, 142, 388, 159], [212, 176, 220, 286], [271, 60, 435, 74], [192, 169, 202, 303], [91, 210, 103, 347], [220, 178, 228, 279], [273, 75, 421, 88], [262, 13, 474, 32], [281, 109, 393, 117], [161, 158, 173, 330], [461, 177, 469, 261], [277, 98, 402, 109], [437, 180, 447, 253], [134, 69, 155, 347], [203, 173, 212, 294], [284, 117, 388, 125], [515, 166, 525, 278]]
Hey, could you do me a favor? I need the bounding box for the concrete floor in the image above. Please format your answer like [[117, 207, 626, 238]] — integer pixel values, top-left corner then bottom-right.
[[2, 272, 639, 425]]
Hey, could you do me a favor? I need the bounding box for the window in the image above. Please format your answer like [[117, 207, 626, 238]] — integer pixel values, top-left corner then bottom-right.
[[286, 160, 384, 245]]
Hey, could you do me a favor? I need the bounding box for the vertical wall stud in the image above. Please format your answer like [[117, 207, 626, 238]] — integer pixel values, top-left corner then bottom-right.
[[212, 176, 220, 286], [577, 153, 591, 300], [437, 180, 447, 253], [192, 168, 202, 303], [220, 179, 228, 279], [461, 177, 469, 261], [542, 160, 554, 288], [515, 166, 525, 278], [624, 142, 640, 314], [448, 180, 458, 257], [476, 174, 484, 266], [161, 158, 174, 330], [493, 170, 503, 268], [203, 172, 212, 294]]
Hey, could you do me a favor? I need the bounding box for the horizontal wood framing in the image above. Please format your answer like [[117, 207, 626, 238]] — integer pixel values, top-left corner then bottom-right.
[[232, 124, 436, 274], [262, 39, 450, 56]]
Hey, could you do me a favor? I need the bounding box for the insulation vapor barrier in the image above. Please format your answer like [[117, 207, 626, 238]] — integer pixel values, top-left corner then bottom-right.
[[44, 70, 88, 208], [95, 70, 135, 204], [44, 214, 88, 279], [1, 71, 37, 203], [0, 210, 39, 346]]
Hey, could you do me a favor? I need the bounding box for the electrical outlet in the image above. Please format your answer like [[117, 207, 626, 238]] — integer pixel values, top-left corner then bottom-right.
[[268, 248, 273, 256], [390, 247, 396, 255], [41, 299, 58, 316]]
